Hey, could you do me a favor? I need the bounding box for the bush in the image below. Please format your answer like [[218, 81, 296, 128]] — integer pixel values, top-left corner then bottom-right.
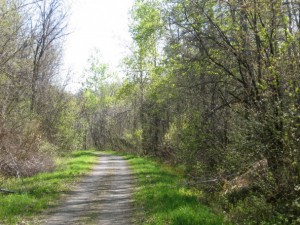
[[225, 194, 273, 225], [0, 119, 55, 177]]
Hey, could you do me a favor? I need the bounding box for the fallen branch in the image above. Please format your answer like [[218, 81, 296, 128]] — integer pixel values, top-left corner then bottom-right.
[[0, 188, 17, 194]]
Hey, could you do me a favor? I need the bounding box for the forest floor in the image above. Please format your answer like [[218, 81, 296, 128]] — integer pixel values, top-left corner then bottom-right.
[[42, 152, 134, 225]]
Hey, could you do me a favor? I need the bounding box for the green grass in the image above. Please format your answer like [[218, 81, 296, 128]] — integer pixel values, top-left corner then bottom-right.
[[108, 151, 228, 225], [0, 150, 99, 224], [0, 150, 228, 224]]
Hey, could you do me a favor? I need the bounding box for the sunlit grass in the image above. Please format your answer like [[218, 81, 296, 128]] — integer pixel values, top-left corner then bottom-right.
[[108, 151, 228, 225], [0, 150, 98, 224], [1, 149, 228, 224]]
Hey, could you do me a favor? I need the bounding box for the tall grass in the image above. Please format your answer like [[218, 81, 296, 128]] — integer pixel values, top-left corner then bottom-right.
[[112, 152, 228, 225], [0, 150, 98, 224]]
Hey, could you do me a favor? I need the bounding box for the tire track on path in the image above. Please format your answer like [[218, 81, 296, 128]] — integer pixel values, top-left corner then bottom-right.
[[43, 152, 134, 225]]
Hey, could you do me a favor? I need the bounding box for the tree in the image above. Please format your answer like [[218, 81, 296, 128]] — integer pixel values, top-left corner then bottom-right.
[[79, 50, 123, 149], [95, 0, 300, 223], [29, 0, 68, 112], [0, 0, 74, 178]]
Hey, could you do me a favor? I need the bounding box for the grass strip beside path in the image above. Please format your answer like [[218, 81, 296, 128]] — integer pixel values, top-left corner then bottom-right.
[[108, 151, 227, 225], [0, 150, 98, 224]]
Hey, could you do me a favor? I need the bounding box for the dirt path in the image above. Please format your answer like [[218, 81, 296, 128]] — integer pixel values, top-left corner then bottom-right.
[[43, 152, 134, 225]]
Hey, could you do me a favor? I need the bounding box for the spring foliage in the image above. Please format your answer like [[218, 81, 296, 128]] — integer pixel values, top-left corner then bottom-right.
[[82, 0, 300, 224]]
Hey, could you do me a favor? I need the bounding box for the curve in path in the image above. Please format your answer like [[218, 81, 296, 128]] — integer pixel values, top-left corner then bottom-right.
[[44, 152, 134, 225]]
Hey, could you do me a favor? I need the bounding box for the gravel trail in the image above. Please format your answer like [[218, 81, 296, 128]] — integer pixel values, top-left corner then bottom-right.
[[43, 152, 134, 225]]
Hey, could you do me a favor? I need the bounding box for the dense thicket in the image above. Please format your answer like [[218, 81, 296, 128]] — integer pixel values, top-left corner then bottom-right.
[[0, 0, 80, 178], [83, 0, 300, 224]]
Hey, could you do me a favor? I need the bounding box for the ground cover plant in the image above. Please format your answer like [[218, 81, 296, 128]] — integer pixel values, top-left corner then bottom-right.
[[0, 150, 98, 224], [108, 151, 228, 225]]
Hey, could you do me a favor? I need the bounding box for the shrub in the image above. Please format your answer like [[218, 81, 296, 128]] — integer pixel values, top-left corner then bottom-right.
[[226, 194, 273, 225], [0, 119, 55, 177]]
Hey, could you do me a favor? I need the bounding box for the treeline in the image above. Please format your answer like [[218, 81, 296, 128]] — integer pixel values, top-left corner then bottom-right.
[[1, 0, 299, 223], [83, 0, 300, 224], [0, 0, 81, 178]]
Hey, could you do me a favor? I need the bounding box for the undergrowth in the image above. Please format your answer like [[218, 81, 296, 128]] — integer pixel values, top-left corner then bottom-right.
[[0, 150, 98, 224]]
